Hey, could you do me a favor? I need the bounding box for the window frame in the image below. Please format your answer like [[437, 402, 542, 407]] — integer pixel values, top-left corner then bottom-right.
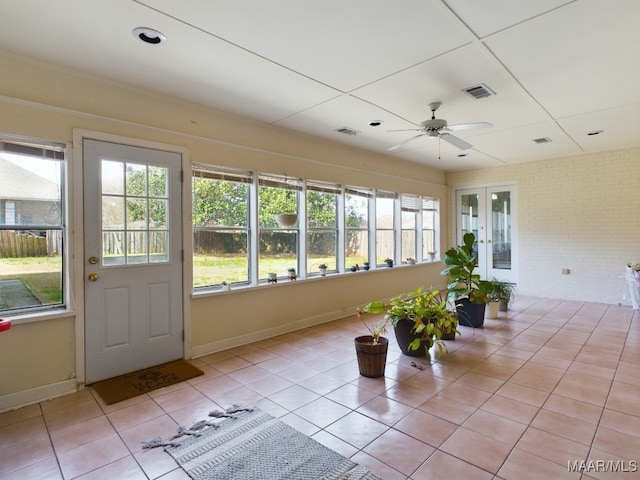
[[191, 164, 252, 290], [191, 165, 441, 293], [0, 137, 68, 317]]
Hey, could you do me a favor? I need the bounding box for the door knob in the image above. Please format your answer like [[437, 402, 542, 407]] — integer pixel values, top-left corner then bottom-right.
[[88, 273, 98, 282], [88, 256, 99, 264]]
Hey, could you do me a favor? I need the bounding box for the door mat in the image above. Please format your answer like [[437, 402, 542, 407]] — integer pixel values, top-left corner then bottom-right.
[[91, 360, 204, 405], [143, 407, 384, 480]]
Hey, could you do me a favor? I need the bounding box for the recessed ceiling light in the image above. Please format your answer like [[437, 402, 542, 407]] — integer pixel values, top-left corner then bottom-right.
[[132, 27, 166, 45], [369, 120, 383, 127], [533, 137, 552, 144], [587, 130, 604, 136]]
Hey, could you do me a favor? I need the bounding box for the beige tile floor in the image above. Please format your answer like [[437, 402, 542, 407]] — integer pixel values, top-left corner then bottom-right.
[[1, 296, 639, 479]]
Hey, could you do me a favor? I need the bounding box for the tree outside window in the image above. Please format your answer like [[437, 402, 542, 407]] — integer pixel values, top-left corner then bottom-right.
[[192, 165, 251, 287]]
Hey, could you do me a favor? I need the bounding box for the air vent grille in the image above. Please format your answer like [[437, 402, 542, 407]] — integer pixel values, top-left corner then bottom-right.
[[533, 137, 552, 144], [463, 83, 496, 100], [336, 127, 360, 136]]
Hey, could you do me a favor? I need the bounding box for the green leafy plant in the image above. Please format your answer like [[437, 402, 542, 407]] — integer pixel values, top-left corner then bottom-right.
[[361, 287, 458, 356], [441, 232, 489, 305], [356, 307, 392, 344], [486, 278, 516, 307]]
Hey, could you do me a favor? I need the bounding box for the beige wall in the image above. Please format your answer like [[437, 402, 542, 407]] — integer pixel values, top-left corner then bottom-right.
[[0, 53, 449, 411], [2, 51, 637, 412], [446, 148, 640, 305]]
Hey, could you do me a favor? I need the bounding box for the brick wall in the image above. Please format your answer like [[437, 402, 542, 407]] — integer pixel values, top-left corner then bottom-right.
[[446, 147, 640, 306]]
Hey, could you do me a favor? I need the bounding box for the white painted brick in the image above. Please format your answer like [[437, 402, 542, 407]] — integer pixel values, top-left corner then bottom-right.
[[447, 147, 640, 306]]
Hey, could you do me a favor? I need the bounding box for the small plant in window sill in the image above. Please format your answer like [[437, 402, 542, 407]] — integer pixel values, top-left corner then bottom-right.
[[384, 258, 394, 267], [406, 257, 415, 265], [220, 281, 231, 291]]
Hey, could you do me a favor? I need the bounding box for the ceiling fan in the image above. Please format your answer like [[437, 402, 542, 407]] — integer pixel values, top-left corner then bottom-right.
[[387, 102, 492, 152]]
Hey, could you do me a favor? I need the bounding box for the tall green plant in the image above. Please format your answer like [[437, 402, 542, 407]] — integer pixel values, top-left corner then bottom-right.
[[441, 232, 489, 304]]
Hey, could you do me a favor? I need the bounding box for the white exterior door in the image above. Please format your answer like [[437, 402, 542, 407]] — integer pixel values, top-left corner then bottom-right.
[[83, 139, 183, 383], [455, 185, 517, 283]]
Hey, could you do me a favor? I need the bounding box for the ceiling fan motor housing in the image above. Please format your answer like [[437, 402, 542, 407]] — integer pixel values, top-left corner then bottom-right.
[[420, 118, 447, 135]]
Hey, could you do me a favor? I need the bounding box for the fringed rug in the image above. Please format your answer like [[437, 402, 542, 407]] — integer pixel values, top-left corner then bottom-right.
[[144, 406, 384, 480]]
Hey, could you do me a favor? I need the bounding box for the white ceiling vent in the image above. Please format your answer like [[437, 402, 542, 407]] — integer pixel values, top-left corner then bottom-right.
[[462, 83, 496, 100], [336, 127, 360, 136], [533, 137, 552, 144]]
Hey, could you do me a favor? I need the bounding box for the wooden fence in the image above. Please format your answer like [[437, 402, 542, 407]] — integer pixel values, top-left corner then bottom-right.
[[0, 230, 62, 258]]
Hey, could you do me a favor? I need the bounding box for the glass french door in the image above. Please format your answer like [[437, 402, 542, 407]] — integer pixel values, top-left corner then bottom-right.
[[455, 185, 516, 283]]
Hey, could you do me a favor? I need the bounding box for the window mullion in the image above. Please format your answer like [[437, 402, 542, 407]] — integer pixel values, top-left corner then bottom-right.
[[337, 186, 346, 273], [298, 181, 307, 278], [249, 174, 259, 285], [368, 194, 376, 269]]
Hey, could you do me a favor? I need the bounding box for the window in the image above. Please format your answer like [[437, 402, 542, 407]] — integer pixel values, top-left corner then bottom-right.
[[190, 165, 441, 292], [345, 187, 371, 268], [375, 191, 395, 265], [422, 198, 438, 260], [306, 181, 339, 275], [401, 194, 419, 263], [192, 164, 251, 288], [258, 175, 301, 281], [0, 138, 65, 314]]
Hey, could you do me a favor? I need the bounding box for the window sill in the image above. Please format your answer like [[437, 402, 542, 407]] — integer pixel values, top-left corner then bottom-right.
[[1, 308, 76, 325]]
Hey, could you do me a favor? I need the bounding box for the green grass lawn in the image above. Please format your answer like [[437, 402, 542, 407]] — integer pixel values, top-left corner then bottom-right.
[[0, 256, 62, 305], [193, 254, 369, 286], [1, 254, 371, 304]]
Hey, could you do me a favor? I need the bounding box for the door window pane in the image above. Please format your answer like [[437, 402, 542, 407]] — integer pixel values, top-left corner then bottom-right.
[[491, 191, 511, 270], [101, 160, 169, 266]]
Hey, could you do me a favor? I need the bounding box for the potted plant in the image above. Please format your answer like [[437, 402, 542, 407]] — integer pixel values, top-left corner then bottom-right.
[[354, 308, 392, 378], [318, 264, 328, 276], [362, 287, 458, 358], [441, 232, 490, 328], [489, 278, 516, 312], [384, 258, 394, 267]]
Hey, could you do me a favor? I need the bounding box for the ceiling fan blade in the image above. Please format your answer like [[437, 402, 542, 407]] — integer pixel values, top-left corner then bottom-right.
[[387, 133, 428, 151], [440, 133, 472, 150], [386, 128, 423, 132], [445, 122, 492, 132]]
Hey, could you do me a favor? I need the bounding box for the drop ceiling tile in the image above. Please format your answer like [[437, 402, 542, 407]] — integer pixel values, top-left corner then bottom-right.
[[444, 0, 573, 38], [468, 122, 583, 163], [138, 0, 473, 92], [352, 43, 549, 130], [484, 0, 640, 118], [558, 103, 640, 153]]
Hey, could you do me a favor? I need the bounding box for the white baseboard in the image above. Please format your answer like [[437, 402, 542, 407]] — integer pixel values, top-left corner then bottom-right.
[[191, 308, 354, 359], [0, 379, 78, 413]]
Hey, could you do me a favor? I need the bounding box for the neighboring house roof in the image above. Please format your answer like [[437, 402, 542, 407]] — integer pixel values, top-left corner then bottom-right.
[[0, 156, 59, 202]]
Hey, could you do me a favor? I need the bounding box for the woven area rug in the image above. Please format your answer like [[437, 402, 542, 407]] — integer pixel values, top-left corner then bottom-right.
[[144, 407, 384, 480], [91, 360, 203, 405]]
